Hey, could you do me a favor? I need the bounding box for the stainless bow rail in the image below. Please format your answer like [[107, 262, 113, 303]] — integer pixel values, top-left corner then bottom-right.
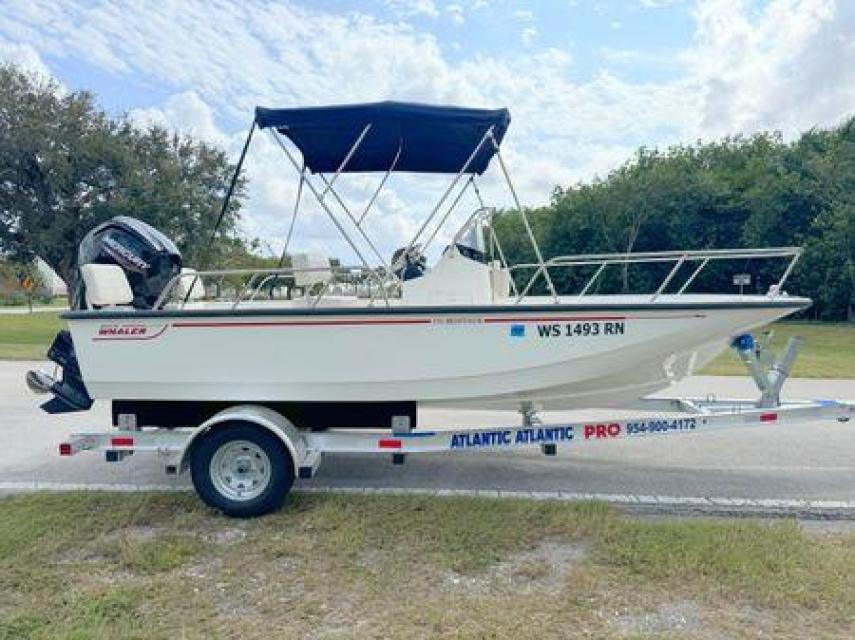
[[509, 246, 802, 303]]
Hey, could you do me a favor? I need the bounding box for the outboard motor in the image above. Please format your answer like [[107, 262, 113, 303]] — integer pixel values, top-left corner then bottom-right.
[[73, 216, 182, 310], [27, 216, 182, 413]]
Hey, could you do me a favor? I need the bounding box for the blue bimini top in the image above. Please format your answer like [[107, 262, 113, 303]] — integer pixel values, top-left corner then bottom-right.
[[254, 101, 510, 175]]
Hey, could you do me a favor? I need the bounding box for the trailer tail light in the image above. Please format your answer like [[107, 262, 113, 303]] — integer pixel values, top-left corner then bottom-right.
[[110, 436, 135, 447], [378, 438, 402, 449], [760, 412, 778, 423], [59, 443, 72, 456]]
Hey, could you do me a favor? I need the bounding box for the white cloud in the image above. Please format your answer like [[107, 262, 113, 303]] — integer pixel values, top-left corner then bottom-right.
[[384, 0, 440, 18], [680, 0, 851, 137], [0, 40, 52, 78], [130, 90, 225, 144], [514, 10, 534, 21]]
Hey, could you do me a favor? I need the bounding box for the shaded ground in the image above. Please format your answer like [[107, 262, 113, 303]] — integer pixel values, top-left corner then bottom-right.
[[1, 492, 855, 639]]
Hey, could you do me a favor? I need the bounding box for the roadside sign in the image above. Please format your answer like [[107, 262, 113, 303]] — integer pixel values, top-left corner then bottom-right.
[[733, 273, 751, 295]]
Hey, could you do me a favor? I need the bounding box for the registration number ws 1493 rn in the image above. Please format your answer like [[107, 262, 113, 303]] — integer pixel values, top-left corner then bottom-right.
[[536, 321, 626, 338]]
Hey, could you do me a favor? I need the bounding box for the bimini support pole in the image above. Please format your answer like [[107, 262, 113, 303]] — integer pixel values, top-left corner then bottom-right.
[[276, 162, 306, 269], [358, 139, 402, 225], [183, 121, 257, 305], [314, 124, 398, 278], [269, 130, 389, 305], [420, 176, 473, 254], [318, 173, 391, 269], [403, 126, 495, 261], [489, 132, 558, 301], [320, 124, 372, 201]]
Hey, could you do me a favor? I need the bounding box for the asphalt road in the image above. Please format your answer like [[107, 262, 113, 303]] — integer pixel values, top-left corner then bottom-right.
[[2, 360, 855, 516]]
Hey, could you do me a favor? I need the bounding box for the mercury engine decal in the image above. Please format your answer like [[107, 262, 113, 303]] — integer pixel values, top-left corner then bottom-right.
[[93, 324, 168, 341]]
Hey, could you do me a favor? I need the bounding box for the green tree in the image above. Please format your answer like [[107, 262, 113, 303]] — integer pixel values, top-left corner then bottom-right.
[[0, 64, 246, 293]]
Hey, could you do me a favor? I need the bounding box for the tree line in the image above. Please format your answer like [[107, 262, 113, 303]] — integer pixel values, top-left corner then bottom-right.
[[494, 120, 855, 320]]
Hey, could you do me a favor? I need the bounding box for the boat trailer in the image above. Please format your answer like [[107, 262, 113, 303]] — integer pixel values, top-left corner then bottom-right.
[[57, 334, 854, 517]]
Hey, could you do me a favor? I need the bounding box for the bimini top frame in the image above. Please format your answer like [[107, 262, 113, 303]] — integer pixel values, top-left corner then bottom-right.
[[190, 101, 800, 311], [200, 101, 557, 306]]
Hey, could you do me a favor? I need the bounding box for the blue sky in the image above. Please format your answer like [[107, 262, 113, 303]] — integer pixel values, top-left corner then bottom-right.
[[1, 0, 852, 260]]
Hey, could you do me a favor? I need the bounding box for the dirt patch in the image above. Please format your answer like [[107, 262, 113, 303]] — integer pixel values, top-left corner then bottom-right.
[[444, 540, 589, 595], [610, 601, 702, 636], [202, 527, 247, 544]]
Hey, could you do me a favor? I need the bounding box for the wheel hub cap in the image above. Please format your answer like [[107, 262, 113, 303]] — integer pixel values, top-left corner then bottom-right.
[[209, 440, 271, 502]]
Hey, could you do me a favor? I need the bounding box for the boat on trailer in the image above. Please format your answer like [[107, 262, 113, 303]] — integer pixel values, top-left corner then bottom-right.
[[31, 101, 808, 422], [29, 101, 847, 517]]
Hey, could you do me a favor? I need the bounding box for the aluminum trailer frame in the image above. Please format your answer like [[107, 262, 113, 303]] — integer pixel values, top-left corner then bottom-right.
[[57, 394, 854, 515], [55, 334, 855, 517]]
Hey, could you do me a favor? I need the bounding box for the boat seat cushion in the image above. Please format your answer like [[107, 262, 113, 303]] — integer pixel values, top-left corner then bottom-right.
[[80, 263, 133, 307]]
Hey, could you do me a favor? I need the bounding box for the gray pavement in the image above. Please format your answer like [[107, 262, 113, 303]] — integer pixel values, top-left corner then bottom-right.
[[2, 360, 855, 516]]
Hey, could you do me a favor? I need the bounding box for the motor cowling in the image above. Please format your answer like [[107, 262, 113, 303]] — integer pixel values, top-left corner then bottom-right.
[[74, 216, 182, 310]]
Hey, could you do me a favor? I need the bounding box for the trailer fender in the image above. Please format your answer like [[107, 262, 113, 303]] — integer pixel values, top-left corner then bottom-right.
[[178, 404, 307, 475]]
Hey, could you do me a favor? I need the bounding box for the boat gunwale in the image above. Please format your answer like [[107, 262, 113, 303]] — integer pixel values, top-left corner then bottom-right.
[[63, 298, 812, 321]]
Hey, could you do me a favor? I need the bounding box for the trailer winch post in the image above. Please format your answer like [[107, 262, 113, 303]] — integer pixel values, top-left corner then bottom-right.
[[732, 333, 804, 408]]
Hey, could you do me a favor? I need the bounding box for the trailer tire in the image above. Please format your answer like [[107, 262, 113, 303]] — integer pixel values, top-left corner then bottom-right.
[[190, 422, 294, 518]]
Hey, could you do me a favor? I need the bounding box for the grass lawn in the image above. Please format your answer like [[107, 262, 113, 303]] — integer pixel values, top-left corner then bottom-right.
[[701, 321, 855, 378], [0, 492, 854, 639], [0, 311, 62, 360], [0, 296, 68, 308]]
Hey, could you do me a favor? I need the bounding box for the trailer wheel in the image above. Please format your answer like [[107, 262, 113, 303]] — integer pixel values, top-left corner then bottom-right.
[[190, 422, 294, 518]]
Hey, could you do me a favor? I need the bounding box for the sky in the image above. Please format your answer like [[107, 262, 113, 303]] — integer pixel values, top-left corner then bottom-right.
[[1, 0, 853, 263]]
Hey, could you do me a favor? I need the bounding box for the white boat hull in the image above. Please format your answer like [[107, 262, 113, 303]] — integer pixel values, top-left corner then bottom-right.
[[66, 295, 809, 411]]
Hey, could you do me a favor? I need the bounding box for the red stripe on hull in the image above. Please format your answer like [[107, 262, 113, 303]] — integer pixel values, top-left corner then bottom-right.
[[172, 319, 432, 328]]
